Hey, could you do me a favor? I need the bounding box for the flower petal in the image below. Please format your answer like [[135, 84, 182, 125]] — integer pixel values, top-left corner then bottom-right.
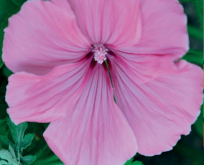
[[111, 59, 202, 155], [44, 65, 137, 165], [6, 60, 92, 125], [109, 53, 175, 84], [3, 0, 90, 75], [68, 0, 141, 49], [119, 0, 188, 59]]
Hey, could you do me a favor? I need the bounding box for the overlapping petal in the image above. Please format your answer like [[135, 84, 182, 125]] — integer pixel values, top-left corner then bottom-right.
[[111, 59, 202, 155], [3, 0, 90, 75], [119, 0, 188, 59], [109, 51, 176, 83], [68, 0, 141, 49], [6, 60, 92, 125], [44, 65, 137, 165]]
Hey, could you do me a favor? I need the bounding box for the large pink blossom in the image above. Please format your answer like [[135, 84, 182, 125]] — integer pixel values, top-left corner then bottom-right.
[[2, 0, 203, 164]]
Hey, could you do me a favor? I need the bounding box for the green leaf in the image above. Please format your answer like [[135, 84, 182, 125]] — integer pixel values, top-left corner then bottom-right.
[[11, 0, 26, 7], [188, 25, 203, 40], [21, 155, 36, 165], [124, 158, 144, 165], [179, 0, 191, 2], [132, 162, 144, 165], [8, 145, 17, 161], [0, 160, 10, 165], [7, 119, 34, 154], [191, 0, 203, 29], [175, 143, 203, 160], [20, 134, 34, 151], [0, 0, 17, 23], [179, 0, 203, 29], [182, 49, 203, 65], [0, 62, 3, 69], [2, 66, 13, 78], [0, 149, 19, 165], [7, 119, 28, 150], [0, 118, 36, 165], [180, 0, 203, 28], [0, 136, 14, 149], [0, 28, 5, 69], [33, 146, 64, 165], [0, 119, 7, 136]]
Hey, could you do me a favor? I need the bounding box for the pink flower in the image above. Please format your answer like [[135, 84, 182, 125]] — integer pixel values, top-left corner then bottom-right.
[[3, 0, 202, 164]]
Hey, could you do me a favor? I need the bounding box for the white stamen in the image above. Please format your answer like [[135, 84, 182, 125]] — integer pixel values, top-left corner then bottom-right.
[[93, 45, 108, 64]]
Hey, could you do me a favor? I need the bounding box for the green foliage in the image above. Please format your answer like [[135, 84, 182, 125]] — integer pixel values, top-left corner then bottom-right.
[[179, 0, 203, 29], [2, 66, 12, 78], [179, 0, 191, 2], [191, 0, 203, 29], [0, 119, 7, 136], [188, 25, 203, 40], [124, 158, 144, 165], [0, 119, 63, 165], [182, 49, 203, 66], [0, 118, 36, 165], [21, 155, 36, 165], [11, 0, 26, 7], [174, 143, 203, 165], [0, 149, 19, 165], [32, 146, 64, 165], [0, 0, 17, 23], [7, 120, 34, 153], [0, 136, 14, 149]]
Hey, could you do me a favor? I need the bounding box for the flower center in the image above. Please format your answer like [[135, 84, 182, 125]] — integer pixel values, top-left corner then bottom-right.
[[92, 44, 108, 64]]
